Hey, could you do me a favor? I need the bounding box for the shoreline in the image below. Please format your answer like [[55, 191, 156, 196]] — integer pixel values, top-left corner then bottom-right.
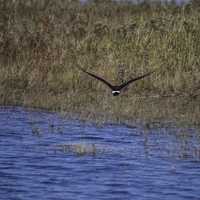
[[0, 92, 199, 128]]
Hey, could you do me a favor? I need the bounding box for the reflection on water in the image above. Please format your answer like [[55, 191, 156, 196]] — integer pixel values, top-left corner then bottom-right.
[[0, 107, 200, 200]]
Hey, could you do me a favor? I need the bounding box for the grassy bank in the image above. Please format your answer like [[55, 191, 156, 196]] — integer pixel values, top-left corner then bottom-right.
[[0, 0, 200, 125]]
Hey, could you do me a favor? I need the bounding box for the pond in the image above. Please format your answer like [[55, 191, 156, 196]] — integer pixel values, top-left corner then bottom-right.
[[0, 107, 200, 200]]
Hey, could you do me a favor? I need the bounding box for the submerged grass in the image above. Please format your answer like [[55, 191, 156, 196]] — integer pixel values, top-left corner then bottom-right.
[[55, 143, 98, 156], [0, 0, 200, 125]]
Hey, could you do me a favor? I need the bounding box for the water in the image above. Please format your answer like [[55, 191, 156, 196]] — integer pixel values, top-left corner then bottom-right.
[[0, 107, 200, 200]]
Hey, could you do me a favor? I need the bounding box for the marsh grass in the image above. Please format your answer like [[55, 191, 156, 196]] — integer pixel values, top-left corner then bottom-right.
[[55, 143, 98, 156], [0, 0, 200, 125]]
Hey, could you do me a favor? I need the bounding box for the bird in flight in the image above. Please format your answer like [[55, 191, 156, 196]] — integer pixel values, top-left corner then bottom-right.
[[79, 67, 155, 96]]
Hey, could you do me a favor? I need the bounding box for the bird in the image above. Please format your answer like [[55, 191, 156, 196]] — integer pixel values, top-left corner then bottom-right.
[[78, 67, 155, 96]]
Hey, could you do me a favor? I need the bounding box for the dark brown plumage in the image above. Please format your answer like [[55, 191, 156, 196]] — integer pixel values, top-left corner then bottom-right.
[[79, 67, 155, 96]]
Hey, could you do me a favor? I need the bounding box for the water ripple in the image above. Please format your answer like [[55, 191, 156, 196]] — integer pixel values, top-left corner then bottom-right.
[[0, 107, 200, 200]]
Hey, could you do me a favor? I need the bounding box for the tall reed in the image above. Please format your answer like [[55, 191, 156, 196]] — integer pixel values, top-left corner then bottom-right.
[[0, 0, 200, 124]]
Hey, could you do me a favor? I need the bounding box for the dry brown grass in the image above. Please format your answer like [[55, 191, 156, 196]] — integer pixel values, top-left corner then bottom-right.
[[0, 0, 200, 125]]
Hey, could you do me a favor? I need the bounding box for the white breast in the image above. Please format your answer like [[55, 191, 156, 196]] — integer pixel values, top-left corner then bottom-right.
[[112, 91, 120, 94]]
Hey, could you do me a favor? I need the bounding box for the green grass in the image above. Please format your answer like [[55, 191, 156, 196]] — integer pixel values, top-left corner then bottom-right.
[[0, 0, 200, 125]]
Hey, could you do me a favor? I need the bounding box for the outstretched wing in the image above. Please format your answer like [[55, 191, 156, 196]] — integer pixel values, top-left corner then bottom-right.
[[118, 71, 155, 90], [79, 67, 114, 89]]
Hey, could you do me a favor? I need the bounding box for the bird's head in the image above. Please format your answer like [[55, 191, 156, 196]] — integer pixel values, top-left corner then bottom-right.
[[112, 91, 120, 96]]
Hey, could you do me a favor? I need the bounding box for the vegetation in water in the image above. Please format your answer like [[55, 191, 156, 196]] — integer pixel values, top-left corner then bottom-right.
[[0, 0, 200, 125]]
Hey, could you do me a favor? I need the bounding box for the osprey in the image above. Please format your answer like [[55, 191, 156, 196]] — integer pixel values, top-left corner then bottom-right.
[[79, 67, 155, 96]]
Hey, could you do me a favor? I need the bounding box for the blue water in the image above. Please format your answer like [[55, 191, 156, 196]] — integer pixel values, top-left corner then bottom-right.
[[0, 107, 200, 200]]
